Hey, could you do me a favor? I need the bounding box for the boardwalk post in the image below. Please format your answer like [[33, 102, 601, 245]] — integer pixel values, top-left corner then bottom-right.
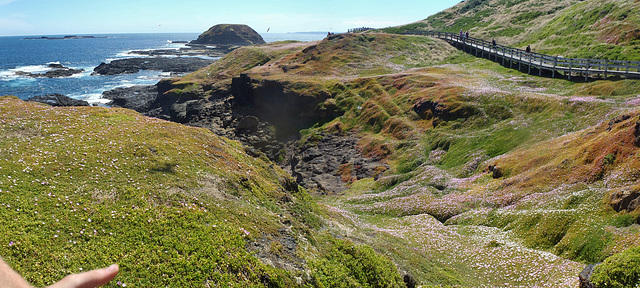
[[539, 54, 542, 76], [627, 61, 630, 77], [510, 49, 514, 68], [519, 50, 522, 71], [528, 52, 532, 74], [586, 59, 590, 81], [568, 58, 572, 80]]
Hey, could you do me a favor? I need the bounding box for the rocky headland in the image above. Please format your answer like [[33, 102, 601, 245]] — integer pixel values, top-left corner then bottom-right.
[[190, 24, 266, 46], [101, 72, 384, 194]]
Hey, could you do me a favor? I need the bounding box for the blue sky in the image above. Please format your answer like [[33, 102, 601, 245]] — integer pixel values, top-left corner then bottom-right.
[[0, 0, 462, 36]]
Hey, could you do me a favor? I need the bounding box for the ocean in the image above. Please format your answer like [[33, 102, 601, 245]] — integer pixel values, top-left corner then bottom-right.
[[0, 32, 326, 104]]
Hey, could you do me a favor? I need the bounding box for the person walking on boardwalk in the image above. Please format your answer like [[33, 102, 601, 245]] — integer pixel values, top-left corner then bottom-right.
[[492, 39, 496, 46], [465, 31, 469, 38], [526, 45, 531, 53]]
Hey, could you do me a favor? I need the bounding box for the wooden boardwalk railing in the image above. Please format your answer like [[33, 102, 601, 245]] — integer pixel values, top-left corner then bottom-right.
[[403, 31, 640, 80]]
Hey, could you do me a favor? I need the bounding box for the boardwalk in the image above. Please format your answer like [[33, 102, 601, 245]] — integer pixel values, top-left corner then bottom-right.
[[405, 31, 640, 80]]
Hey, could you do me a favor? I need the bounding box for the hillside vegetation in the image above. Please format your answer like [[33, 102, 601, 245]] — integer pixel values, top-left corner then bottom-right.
[[153, 27, 640, 286], [3, 0, 640, 286], [382, 0, 640, 61], [0, 97, 404, 287]]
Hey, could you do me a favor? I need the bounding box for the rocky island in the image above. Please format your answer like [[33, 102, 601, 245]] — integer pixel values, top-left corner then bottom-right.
[[23, 35, 108, 40], [14, 63, 85, 78]]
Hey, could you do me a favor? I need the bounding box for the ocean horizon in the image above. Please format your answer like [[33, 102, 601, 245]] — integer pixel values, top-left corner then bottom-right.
[[0, 32, 327, 104]]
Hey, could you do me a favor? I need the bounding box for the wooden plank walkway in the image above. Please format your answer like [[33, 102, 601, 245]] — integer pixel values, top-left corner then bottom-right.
[[404, 31, 640, 80]]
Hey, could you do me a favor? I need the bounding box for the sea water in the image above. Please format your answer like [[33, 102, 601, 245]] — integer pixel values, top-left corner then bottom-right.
[[0, 32, 326, 104]]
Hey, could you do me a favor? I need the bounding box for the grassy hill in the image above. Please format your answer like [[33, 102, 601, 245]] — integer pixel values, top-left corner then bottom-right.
[[0, 97, 403, 287], [381, 0, 640, 60], [3, 0, 640, 286], [155, 29, 640, 286]]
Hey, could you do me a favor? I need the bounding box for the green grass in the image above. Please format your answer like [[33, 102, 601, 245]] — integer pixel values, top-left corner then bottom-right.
[[0, 97, 403, 287]]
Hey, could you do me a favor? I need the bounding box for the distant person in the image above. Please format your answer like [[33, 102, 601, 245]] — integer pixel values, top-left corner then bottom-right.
[[526, 45, 531, 53], [465, 31, 469, 38], [459, 29, 464, 38], [492, 39, 496, 46], [0, 257, 119, 288]]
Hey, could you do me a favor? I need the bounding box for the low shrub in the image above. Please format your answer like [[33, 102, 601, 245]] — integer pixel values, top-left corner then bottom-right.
[[591, 246, 640, 288]]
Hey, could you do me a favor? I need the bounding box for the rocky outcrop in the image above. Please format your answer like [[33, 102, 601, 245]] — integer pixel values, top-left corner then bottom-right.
[[16, 63, 84, 78], [190, 24, 265, 46], [27, 94, 90, 107], [92, 57, 215, 76], [102, 85, 158, 112], [609, 186, 640, 212], [578, 264, 599, 288], [283, 133, 388, 194], [101, 73, 383, 194]]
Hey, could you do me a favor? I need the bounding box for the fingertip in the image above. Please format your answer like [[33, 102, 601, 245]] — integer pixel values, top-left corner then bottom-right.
[[106, 264, 119, 273]]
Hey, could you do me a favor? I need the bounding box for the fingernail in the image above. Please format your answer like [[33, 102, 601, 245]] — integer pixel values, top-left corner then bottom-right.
[[107, 264, 119, 271]]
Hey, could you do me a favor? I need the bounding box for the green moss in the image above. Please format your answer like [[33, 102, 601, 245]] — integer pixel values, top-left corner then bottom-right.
[[309, 234, 404, 288], [591, 246, 640, 288]]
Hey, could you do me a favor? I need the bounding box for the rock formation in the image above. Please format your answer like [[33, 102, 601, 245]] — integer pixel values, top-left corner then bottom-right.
[[92, 57, 215, 76], [190, 24, 265, 46], [15, 63, 84, 78], [27, 94, 90, 107]]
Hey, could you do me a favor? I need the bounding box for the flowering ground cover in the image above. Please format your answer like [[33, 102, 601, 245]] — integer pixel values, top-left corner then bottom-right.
[[0, 97, 403, 287]]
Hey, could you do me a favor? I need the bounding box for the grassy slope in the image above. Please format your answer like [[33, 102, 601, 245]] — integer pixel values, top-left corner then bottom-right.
[[382, 0, 640, 61], [5, 10, 640, 285], [166, 30, 640, 286], [0, 97, 403, 287]]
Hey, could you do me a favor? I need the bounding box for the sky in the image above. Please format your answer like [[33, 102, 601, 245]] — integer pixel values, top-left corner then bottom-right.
[[0, 0, 462, 36]]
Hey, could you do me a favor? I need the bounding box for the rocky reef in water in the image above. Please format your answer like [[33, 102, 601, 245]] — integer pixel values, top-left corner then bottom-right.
[[15, 63, 85, 78], [92, 58, 215, 76]]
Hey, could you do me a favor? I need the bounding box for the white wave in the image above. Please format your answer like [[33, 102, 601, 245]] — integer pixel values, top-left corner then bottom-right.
[[9, 64, 52, 74]]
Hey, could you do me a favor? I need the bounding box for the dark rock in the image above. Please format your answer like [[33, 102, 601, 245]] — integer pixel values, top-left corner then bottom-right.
[[284, 133, 388, 194], [485, 165, 503, 179], [609, 187, 640, 212], [579, 264, 599, 288], [190, 24, 265, 46], [403, 273, 418, 288], [102, 85, 158, 112], [92, 57, 215, 76], [48, 63, 65, 69], [607, 114, 631, 131], [15, 64, 84, 78], [27, 94, 90, 107], [237, 115, 260, 131]]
